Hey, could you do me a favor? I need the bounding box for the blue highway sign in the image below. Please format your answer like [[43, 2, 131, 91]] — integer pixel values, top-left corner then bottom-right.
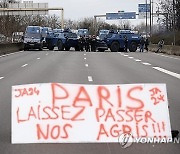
[[106, 12, 136, 20], [138, 4, 150, 13]]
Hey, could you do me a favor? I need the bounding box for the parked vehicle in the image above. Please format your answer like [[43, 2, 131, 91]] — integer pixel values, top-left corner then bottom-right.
[[41, 27, 52, 48], [77, 29, 89, 37], [12, 32, 24, 43], [98, 29, 109, 40], [46, 29, 79, 51], [52, 28, 64, 34], [23, 26, 43, 51], [104, 30, 141, 52]]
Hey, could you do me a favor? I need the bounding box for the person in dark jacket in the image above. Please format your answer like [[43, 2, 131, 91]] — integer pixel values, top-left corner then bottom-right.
[[140, 37, 145, 52], [85, 36, 90, 52], [78, 36, 85, 51], [145, 37, 149, 52], [90, 35, 97, 52], [124, 35, 128, 52]]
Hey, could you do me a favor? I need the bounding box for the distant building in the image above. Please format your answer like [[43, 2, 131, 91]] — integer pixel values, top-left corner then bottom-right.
[[0, 0, 48, 16]]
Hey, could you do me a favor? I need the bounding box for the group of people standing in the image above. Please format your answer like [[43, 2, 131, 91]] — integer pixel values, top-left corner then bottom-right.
[[78, 35, 97, 52], [139, 37, 149, 52]]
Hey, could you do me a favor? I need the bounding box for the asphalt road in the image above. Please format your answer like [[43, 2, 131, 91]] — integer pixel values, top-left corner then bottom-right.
[[0, 50, 180, 154]]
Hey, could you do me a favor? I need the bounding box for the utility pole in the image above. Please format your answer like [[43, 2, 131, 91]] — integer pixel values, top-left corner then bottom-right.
[[172, 0, 176, 45], [146, 0, 148, 37], [150, 0, 152, 36]]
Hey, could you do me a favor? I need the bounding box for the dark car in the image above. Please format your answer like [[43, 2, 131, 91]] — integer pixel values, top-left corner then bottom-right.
[[94, 40, 108, 52]]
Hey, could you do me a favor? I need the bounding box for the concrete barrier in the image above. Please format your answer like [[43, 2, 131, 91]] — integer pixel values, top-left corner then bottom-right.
[[0, 42, 23, 56], [149, 44, 180, 56]]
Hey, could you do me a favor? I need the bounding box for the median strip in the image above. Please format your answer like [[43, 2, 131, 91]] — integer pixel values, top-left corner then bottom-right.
[[153, 67, 180, 79]]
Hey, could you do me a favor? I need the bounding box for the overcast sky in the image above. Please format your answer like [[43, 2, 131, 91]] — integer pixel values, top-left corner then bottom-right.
[[24, 0, 159, 25]]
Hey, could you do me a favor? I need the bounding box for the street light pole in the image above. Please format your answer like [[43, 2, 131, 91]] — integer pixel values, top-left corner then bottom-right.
[[172, 0, 176, 45], [150, 0, 152, 36], [146, 0, 148, 37]]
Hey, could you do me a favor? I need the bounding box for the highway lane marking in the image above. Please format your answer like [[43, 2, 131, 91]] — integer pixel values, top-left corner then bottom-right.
[[128, 57, 134, 59], [46, 53, 48, 56], [21, 64, 28, 67], [85, 64, 89, 67], [134, 59, 142, 62], [142, 62, 151, 66], [153, 67, 180, 79], [37, 58, 40, 60], [0, 77, 4, 80], [153, 53, 180, 61], [84, 57, 86, 60], [123, 55, 129, 57], [88, 76, 93, 82], [0, 51, 23, 58], [84, 53, 86, 56]]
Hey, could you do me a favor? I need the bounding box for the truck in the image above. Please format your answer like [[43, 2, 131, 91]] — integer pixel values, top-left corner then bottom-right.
[[46, 29, 79, 51], [41, 27, 53, 48], [23, 26, 43, 51], [77, 29, 89, 37], [104, 30, 141, 52]]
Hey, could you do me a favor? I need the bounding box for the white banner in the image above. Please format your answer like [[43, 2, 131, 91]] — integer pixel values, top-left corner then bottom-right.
[[12, 83, 172, 143]]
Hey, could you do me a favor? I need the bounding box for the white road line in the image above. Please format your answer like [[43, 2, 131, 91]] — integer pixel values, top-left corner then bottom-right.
[[128, 57, 134, 59], [142, 62, 151, 66], [84, 58, 86, 60], [0, 77, 4, 80], [0, 51, 23, 58], [123, 55, 129, 57], [84, 54, 86, 56], [153, 53, 180, 61], [85, 64, 88, 67], [21, 64, 28, 67], [37, 58, 40, 60], [134, 59, 142, 62], [46, 53, 48, 56], [153, 67, 180, 79], [88, 76, 93, 82]]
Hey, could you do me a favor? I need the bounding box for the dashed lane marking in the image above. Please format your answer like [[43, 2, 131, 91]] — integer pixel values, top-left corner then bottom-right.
[[153, 53, 180, 61], [134, 59, 142, 62], [128, 57, 134, 59], [0, 77, 4, 80], [0, 51, 23, 58], [153, 67, 180, 79], [142, 62, 151, 66], [88, 76, 93, 82], [21, 64, 28, 67], [37, 58, 40, 60], [85, 64, 89, 67]]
